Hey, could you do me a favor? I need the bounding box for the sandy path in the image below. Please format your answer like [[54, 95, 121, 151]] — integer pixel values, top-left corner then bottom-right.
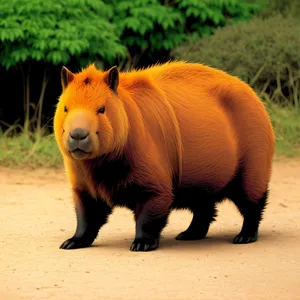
[[1, 159, 300, 300]]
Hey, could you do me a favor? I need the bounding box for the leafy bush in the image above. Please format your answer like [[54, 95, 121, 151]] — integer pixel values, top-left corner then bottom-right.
[[106, 0, 262, 69], [171, 14, 300, 109], [250, 0, 300, 18], [0, 0, 126, 136], [0, 0, 126, 69]]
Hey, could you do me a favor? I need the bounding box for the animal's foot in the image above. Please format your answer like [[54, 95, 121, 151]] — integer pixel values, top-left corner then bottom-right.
[[130, 237, 159, 252], [60, 237, 92, 250], [233, 230, 258, 244]]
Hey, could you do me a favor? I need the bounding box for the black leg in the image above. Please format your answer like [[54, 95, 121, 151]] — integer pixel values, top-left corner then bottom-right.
[[60, 189, 113, 250], [176, 200, 217, 240], [232, 190, 268, 244], [130, 193, 173, 252]]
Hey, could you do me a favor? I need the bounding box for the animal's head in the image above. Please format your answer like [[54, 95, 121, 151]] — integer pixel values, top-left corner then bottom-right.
[[54, 64, 129, 161]]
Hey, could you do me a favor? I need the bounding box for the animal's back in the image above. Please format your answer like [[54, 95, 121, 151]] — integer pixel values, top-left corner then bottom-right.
[[134, 62, 275, 198]]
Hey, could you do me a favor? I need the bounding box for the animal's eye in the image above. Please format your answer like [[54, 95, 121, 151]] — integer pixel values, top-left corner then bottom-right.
[[98, 106, 105, 114], [64, 105, 68, 113]]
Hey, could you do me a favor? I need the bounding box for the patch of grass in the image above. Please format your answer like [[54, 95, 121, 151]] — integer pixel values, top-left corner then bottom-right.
[[0, 131, 63, 169], [0, 103, 299, 169], [264, 100, 300, 158]]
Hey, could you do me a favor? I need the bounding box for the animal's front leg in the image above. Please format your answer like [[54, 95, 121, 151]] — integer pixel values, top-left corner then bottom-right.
[[60, 189, 112, 250], [130, 192, 173, 252]]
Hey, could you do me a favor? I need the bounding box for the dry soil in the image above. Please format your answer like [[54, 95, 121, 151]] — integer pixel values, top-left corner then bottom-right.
[[1, 158, 300, 300]]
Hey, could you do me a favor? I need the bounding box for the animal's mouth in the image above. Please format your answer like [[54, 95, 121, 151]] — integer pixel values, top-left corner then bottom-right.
[[70, 149, 91, 160]]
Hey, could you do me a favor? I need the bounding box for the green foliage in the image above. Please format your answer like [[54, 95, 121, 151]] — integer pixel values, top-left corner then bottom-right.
[[112, 0, 184, 51], [172, 14, 300, 108], [0, 0, 262, 70], [177, 0, 261, 34], [0, 0, 127, 138], [105, 0, 261, 69], [0, 0, 126, 69]]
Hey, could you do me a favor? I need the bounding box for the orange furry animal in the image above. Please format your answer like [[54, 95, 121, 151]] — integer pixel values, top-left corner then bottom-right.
[[53, 61, 275, 252]]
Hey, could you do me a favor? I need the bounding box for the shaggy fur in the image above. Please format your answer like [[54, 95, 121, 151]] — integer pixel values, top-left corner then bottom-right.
[[54, 61, 275, 252]]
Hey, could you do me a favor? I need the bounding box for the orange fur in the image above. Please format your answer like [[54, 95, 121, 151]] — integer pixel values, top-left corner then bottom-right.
[[54, 61, 275, 250]]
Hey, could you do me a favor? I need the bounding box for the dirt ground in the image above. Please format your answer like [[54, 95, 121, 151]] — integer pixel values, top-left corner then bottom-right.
[[1, 158, 300, 300]]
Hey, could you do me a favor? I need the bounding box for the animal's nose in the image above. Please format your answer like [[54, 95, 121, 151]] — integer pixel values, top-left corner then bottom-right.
[[68, 128, 91, 154], [69, 128, 89, 140]]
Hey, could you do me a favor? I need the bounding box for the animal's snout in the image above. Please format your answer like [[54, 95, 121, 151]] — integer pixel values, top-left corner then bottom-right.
[[69, 128, 89, 140], [68, 128, 92, 154]]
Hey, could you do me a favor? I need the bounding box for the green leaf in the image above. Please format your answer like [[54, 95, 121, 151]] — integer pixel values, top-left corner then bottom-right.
[[0, 0, 125, 68]]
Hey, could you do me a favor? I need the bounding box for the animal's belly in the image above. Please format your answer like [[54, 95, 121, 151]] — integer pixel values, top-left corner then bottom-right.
[[180, 150, 237, 190]]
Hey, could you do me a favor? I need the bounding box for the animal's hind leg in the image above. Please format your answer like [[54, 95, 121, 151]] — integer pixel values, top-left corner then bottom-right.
[[176, 200, 217, 240], [231, 188, 269, 244]]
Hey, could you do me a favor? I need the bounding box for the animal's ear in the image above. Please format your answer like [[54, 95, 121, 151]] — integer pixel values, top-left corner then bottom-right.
[[61, 66, 75, 90], [104, 66, 119, 93]]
